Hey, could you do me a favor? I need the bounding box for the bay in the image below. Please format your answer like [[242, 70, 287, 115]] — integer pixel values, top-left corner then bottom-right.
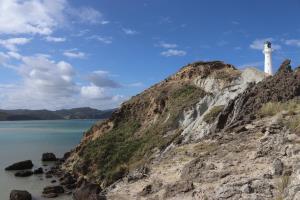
[[0, 119, 97, 200]]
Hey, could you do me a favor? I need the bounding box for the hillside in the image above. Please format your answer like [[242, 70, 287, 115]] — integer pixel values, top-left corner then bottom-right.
[[0, 107, 115, 121], [63, 60, 300, 200]]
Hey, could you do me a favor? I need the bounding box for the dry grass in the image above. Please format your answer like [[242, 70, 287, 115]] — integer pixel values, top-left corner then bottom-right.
[[258, 100, 300, 118], [285, 115, 300, 135], [275, 175, 290, 200]]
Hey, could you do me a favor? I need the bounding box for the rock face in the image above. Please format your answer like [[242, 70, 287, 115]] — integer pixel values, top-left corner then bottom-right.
[[10, 190, 32, 200], [63, 60, 300, 199], [215, 59, 300, 132], [42, 153, 57, 161], [5, 160, 33, 171]]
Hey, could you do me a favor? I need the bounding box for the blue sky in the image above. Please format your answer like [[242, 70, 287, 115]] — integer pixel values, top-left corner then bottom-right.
[[0, 0, 300, 110]]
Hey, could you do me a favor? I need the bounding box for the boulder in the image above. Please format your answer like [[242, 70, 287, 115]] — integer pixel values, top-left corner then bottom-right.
[[42, 193, 58, 198], [33, 167, 44, 174], [15, 171, 33, 177], [5, 160, 33, 171], [73, 180, 103, 200], [10, 190, 32, 200], [60, 173, 76, 185], [273, 158, 284, 176], [42, 153, 57, 161], [42, 185, 64, 195]]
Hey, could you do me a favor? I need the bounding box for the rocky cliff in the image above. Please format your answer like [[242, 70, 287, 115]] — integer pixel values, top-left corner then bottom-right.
[[64, 60, 300, 199]]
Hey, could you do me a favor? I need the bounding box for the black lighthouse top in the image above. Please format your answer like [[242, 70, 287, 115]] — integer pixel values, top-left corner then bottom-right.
[[265, 41, 271, 48]]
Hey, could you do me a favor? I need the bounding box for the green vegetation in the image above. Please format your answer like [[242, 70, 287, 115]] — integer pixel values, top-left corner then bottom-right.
[[78, 84, 205, 186], [203, 105, 224, 124]]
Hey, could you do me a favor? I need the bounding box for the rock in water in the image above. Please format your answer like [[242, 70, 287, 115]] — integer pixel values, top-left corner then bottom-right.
[[15, 171, 33, 177], [33, 167, 44, 174], [5, 160, 33, 171], [10, 190, 32, 200], [42, 185, 64, 195], [42, 153, 57, 161]]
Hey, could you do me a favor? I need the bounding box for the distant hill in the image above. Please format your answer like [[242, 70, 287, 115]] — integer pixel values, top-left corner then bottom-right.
[[0, 107, 116, 121]]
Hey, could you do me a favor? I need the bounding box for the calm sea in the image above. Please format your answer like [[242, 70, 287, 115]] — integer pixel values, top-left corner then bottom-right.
[[0, 119, 97, 200]]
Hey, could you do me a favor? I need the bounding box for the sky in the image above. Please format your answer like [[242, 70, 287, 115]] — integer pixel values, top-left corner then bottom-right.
[[0, 0, 300, 110]]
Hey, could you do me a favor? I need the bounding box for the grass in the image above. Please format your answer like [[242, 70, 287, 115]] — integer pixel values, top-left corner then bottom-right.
[[284, 115, 300, 135], [258, 100, 300, 118], [276, 175, 290, 200], [259, 100, 300, 136], [203, 105, 225, 124], [77, 84, 206, 186]]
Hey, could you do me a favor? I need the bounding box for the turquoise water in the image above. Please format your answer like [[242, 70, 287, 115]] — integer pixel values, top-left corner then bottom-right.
[[0, 120, 97, 200]]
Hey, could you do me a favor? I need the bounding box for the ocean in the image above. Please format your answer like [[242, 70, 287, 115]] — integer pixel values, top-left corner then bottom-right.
[[0, 119, 97, 200]]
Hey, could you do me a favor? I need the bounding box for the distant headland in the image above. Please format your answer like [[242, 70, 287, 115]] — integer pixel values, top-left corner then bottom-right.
[[0, 107, 116, 121]]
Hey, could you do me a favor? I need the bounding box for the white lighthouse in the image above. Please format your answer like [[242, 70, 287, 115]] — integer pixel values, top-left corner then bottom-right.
[[263, 41, 273, 76]]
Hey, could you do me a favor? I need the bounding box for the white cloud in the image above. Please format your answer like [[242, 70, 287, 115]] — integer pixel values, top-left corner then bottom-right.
[[0, 52, 9, 64], [72, 7, 108, 25], [63, 49, 86, 59], [0, 37, 31, 51], [0, 0, 66, 35], [88, 71, 121, 88], [19, 56, 77, 97], [122, 28, 139, 35], [127, 82, 144, 87], [217, 40, 228, 47], [250, 38, 281, 50], [0, 1, 108, 36], [161, 49, 186, 57], [80, 85, 106, 99], [88, 35, 112, 44], [0, 54, 125, 109], [45, 36, 66, 42], [7, 51, 22, 60], [284, 39, 300, 47], [231, 21, 240, 25], [101, 20, 110, 25], [158, 42, 178, 49]]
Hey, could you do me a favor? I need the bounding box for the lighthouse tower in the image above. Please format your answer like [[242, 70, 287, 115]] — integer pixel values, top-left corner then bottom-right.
[[263, 41, 273, 76]]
